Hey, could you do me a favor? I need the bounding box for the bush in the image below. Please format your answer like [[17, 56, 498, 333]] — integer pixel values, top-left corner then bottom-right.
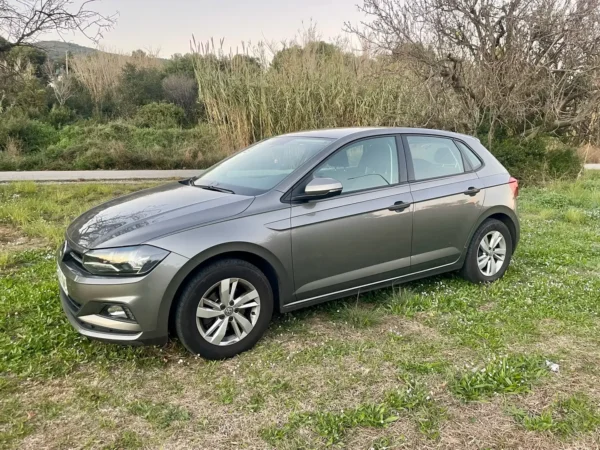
[[133, 103, 185, 129], [0, 115, 59, 154], [118, 64, 165, 115], [47, 106, 76, 128], [0, 122, 223, 171], [490, 136, 582, 184]]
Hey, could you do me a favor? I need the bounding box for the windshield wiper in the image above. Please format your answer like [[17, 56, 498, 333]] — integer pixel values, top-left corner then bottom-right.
[[196, 184, 235, 194]]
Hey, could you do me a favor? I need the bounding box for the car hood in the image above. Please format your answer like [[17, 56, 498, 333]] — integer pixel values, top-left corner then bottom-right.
[[67, 181, 254, 250]]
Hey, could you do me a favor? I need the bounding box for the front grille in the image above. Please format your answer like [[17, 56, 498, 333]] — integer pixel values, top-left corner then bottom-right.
[[62, 242, 86, 272]]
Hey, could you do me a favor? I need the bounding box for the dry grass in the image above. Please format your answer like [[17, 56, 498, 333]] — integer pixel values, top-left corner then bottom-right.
[[71, 48, 164, 109], [11, 316, 600, 449], [578, 144, 600, 163]]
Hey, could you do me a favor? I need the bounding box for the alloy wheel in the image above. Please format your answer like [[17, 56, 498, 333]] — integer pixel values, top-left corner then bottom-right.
[[196, 278, 261, 346], [477, 231, 507, 276]]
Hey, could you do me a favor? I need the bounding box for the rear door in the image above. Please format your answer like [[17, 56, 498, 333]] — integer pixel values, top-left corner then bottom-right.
[[289, 135, 414, 304], [402, 134, 485, 271]]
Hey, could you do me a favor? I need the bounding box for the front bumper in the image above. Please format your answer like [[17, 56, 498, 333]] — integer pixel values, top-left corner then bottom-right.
[[58, 249, 189, 346]]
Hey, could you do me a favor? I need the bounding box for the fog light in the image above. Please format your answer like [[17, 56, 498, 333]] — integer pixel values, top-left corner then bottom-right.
[[101, 304, 136, 321]]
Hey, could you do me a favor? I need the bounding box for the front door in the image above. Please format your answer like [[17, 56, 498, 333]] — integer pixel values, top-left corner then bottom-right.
[[402, 134, 485, 271], [289, 136, 414, 303]]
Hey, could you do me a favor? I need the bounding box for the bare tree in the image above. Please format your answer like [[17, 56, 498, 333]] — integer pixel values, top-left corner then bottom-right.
[[0, 0, 116, 54], [44, 57, 73, 105], [162, 74, 197, 116], [347, 0, 600, 142]]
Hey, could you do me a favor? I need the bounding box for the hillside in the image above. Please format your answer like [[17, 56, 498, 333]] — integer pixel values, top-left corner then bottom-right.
[[35, 40, 97, 60]]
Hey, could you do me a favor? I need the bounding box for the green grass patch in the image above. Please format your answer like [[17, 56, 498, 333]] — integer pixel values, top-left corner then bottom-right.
[[511, 393, 600, 437], [451, 355, 548, 401], [261, 379, 445, 446], [0, 182, 160, 246], [331, 303, 384, 328], [127, 399, 190, 429]]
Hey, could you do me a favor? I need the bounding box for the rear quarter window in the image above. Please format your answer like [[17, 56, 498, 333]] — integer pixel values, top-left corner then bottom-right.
[[456, 141, 483, 170]]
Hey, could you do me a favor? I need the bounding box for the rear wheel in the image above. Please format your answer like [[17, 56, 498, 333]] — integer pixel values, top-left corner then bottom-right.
[[174, 259, 273, 359], [461, 219, 513, 283]]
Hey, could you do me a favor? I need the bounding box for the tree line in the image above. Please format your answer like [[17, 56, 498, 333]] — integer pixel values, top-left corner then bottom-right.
[[0, 0, 596, 180]]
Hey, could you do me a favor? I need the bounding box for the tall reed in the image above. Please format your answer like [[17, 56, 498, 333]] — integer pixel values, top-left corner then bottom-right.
[[192, 39, 461, 149]]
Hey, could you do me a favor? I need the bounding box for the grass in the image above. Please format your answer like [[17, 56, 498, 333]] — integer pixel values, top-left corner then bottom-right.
[[451, 355, 548, 401], [0, 182, 158, 247], [261, 379, 444, 445], [0, 172, 600, 448], [511, 393, 600, 437]]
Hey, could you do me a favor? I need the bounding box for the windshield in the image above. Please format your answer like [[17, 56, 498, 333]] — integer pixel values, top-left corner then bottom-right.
[[193, 136, 334, 195]]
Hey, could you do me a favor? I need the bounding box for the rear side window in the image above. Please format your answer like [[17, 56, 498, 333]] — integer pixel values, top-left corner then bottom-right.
[[455, 141, 482, 170], [405, 136, 465, 181]]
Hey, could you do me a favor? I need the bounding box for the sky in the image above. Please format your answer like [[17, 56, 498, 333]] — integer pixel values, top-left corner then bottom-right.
[[43, 0, 367, 58]]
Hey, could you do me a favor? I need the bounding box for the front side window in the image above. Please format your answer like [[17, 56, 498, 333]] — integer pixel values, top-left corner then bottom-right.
[[194, 136, 333, 195], [313, 136, 399, 194], [405, 136, 465, 181]]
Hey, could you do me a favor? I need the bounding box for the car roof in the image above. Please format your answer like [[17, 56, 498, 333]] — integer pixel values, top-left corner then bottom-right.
[[284, 127, 479, 142]]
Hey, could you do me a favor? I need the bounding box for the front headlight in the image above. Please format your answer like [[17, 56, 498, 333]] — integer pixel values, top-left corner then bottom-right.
[[82, 245, 169, 276]]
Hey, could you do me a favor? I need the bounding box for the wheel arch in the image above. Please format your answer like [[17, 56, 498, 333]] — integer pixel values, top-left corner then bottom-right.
[[465, 206, 520, 253], [160, 243, 292, 336]]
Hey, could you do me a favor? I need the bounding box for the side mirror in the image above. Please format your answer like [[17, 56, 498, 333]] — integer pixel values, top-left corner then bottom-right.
[[294, 177, 343, 201]]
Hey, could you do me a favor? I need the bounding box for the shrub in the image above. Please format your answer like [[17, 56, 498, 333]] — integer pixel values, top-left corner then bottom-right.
[[490, 136, 582, 184], [118, 63, 165, 115], [162, 74, 199, 121], [0, 115, 59, 154], [133, 103, 186, 129], [0, 121, 223, 171], [47, 106, 76, 128]]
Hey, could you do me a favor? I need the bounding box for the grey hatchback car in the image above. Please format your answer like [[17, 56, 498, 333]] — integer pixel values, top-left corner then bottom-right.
[[57, 127, 519, 359]]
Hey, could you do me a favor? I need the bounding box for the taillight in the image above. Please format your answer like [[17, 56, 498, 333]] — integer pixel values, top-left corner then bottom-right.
[[509, 177, 519, 198]]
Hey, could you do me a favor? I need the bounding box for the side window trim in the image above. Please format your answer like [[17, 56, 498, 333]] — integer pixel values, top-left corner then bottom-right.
[[395, 134, 409, 184], [402, 133, 474, 183], [288, 134, 408, 203]]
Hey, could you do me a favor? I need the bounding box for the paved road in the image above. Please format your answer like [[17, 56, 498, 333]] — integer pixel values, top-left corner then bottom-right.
[[0, 170, 203, 182], [0, 165, 598, 182]]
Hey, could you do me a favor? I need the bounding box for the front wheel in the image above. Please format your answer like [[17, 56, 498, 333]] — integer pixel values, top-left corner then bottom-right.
[[461, 219, 513, 283], [174, 259, 273, 359]]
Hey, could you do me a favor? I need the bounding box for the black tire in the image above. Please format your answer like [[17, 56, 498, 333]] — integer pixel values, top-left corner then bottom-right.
[[460, 219, 513, 283], [174, 258, 273, 359]]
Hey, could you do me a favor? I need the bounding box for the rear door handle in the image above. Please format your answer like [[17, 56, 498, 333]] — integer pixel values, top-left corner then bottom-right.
[[463, 187, 481, 196], [388, 201, 412, 212]]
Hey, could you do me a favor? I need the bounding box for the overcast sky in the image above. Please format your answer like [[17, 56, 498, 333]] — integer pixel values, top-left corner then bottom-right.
[[43, 0, 367, 58]]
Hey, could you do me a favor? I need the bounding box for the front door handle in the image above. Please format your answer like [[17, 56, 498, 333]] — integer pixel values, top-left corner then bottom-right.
[[388, 201, 412, 212], [463, 187, 481, 196]]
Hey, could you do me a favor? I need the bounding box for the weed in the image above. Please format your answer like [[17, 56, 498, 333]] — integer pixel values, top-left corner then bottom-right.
[[451, 355, 548, 401], [127, 400, 190, 429], [103, 430, 144, 449], [262, 379, 444, 446], [334, 303, 384, 328], [511, 393, 600, 437]]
